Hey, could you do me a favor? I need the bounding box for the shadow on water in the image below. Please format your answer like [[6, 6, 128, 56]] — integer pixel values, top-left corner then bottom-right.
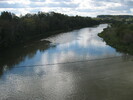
[[56, 56, 133, 100], [0, 40, 51, 77]]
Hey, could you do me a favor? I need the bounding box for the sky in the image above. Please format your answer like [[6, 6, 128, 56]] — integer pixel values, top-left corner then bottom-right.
[[0, 0, 133, 17]]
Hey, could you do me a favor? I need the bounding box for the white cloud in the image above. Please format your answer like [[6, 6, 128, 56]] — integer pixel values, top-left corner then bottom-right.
[[0, 0, 132, 16]]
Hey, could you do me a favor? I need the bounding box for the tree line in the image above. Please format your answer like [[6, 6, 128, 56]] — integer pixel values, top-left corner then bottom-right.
[[97, 15, 133, 24], [0, 11, 100, 48]]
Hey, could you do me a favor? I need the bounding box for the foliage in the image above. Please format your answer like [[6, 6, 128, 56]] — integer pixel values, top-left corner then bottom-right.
[[0, 11, 99, 48], [98, 23, 133, 55]]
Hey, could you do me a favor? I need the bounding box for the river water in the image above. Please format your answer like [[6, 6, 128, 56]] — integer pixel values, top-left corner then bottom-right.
[[0, 24, 133, 100]]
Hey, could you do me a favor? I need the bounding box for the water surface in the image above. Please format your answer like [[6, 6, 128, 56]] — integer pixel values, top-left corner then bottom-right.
[[0, 24, 133, 100]]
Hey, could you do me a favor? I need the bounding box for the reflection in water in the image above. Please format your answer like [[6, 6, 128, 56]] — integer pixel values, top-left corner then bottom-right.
[[42, 24, 121, 64], [0, 24, 133, 100], [0, 40, 50, 77]]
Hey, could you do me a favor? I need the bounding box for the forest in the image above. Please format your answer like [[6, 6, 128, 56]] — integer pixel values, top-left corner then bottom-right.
[[0, 11, 99, 48]]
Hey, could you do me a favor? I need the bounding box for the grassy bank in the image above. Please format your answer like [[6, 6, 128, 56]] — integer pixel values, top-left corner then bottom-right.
[[98, 24, 133, 55]]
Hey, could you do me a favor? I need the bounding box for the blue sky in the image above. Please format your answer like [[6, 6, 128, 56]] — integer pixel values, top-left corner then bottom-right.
[[0, 0, 133, 17]]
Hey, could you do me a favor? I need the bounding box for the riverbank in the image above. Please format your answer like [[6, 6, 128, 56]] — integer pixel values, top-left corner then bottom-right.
[[0, 11, 100, 49], [0, 25, 98, 51], [0, 24, 110, 77], [98, 24, 133, 55]]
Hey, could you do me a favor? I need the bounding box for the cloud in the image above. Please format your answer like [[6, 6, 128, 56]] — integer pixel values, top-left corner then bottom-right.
[[0, 0, 132, 16], [29, 2, 79, 8], [0, 2, 26, 8], [30, 0, 46, 2]]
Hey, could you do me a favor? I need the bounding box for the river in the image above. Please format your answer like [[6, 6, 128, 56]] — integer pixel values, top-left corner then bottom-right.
[[0, 24, 133, 100]]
